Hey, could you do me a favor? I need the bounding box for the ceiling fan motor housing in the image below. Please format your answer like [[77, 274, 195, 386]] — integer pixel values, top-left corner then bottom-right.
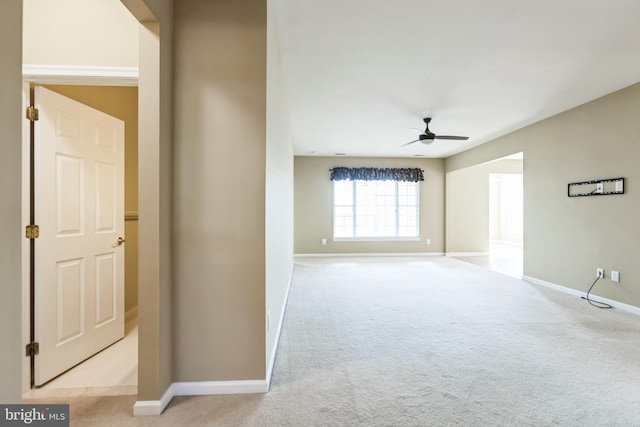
[[402, 117, 467, 146]]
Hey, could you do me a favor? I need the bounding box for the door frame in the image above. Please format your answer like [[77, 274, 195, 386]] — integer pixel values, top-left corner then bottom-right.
[[21, 72, 138, 393], [16, 1, 171, 408]]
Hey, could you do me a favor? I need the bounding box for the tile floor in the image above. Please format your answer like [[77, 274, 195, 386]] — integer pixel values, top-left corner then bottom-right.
[[23, 318, 138, 398], [453, 240, 523, 278]]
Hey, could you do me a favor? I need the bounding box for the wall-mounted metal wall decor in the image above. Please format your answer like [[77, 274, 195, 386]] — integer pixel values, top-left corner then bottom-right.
[[568, 177, 625, 197]]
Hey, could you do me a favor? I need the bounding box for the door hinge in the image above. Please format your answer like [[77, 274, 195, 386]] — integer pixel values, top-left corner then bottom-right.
[[26, 105, 39, 122], [26, 342, 39, 357], [25, 225, 39, 239]]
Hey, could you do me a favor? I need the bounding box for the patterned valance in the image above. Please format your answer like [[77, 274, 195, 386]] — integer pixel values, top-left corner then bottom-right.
[[330, 167, 424, 182]]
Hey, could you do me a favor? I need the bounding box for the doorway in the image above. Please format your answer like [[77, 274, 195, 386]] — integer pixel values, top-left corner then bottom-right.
[[446, 152, 523, 277], [489, 171, 523, 277], [22, 84, 139, 397], [20, 0, 142, 397], [15, 0, 168, 409]]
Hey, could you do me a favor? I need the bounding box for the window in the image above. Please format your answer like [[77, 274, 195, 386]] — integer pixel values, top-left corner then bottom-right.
[[333, 179, 419, 239]]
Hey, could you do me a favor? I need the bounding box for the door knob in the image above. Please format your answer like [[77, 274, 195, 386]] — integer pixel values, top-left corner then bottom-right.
[[113, 237, 126, 247]]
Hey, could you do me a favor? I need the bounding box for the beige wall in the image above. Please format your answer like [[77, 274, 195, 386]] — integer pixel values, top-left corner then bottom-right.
[[42, 85, 139, 314], [446, 82, 640, 307], [266, 0, 294, 377], [23, 0, 138, 68], [173, 0, 269, 381], [446, 159, 522, 253], [294, 156, 445, 254], [0, 0, 24, 404]]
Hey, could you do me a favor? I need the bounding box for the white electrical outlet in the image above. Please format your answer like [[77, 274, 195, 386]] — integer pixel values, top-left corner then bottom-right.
[[321, 238, 327, 245], [595, 183, 603, 194], [611, 271, 620, 283], [596, 268, 604, 278], [426, 239, 431, 245]]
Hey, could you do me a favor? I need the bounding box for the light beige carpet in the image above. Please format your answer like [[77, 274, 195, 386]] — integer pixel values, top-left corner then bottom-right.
[[25, 257, 640, 426]]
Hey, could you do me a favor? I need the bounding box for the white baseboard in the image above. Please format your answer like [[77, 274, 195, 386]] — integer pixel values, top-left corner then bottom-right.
[[133, 379, 269, 416], [266, 264, 293, 387], [294, 252, 445, 258], [172, 380, 269, 396], [522, 276, 584, 298], [446, 252, 490, 257], [133, 384, 175, 416], [523, 275, 640, 316], [125, 307, 138, 324]]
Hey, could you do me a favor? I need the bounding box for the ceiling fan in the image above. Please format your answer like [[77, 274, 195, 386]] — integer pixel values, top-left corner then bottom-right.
[[402, 117, 469, 146]]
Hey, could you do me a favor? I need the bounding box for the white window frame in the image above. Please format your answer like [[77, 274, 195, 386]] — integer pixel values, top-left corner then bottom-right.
[[333, 179, 420, 241]]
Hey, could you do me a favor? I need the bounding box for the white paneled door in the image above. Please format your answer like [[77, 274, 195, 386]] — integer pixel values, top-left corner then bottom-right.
[[33, 86, 125, 386]]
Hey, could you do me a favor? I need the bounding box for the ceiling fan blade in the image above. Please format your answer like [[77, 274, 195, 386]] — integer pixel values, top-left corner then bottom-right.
[[434, 135, 469, 140], [410, 128, 424, 134], [402, 139, 421, 146]]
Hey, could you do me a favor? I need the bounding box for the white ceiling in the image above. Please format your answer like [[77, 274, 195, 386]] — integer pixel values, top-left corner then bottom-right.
[[271, 0, 640, 158]]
